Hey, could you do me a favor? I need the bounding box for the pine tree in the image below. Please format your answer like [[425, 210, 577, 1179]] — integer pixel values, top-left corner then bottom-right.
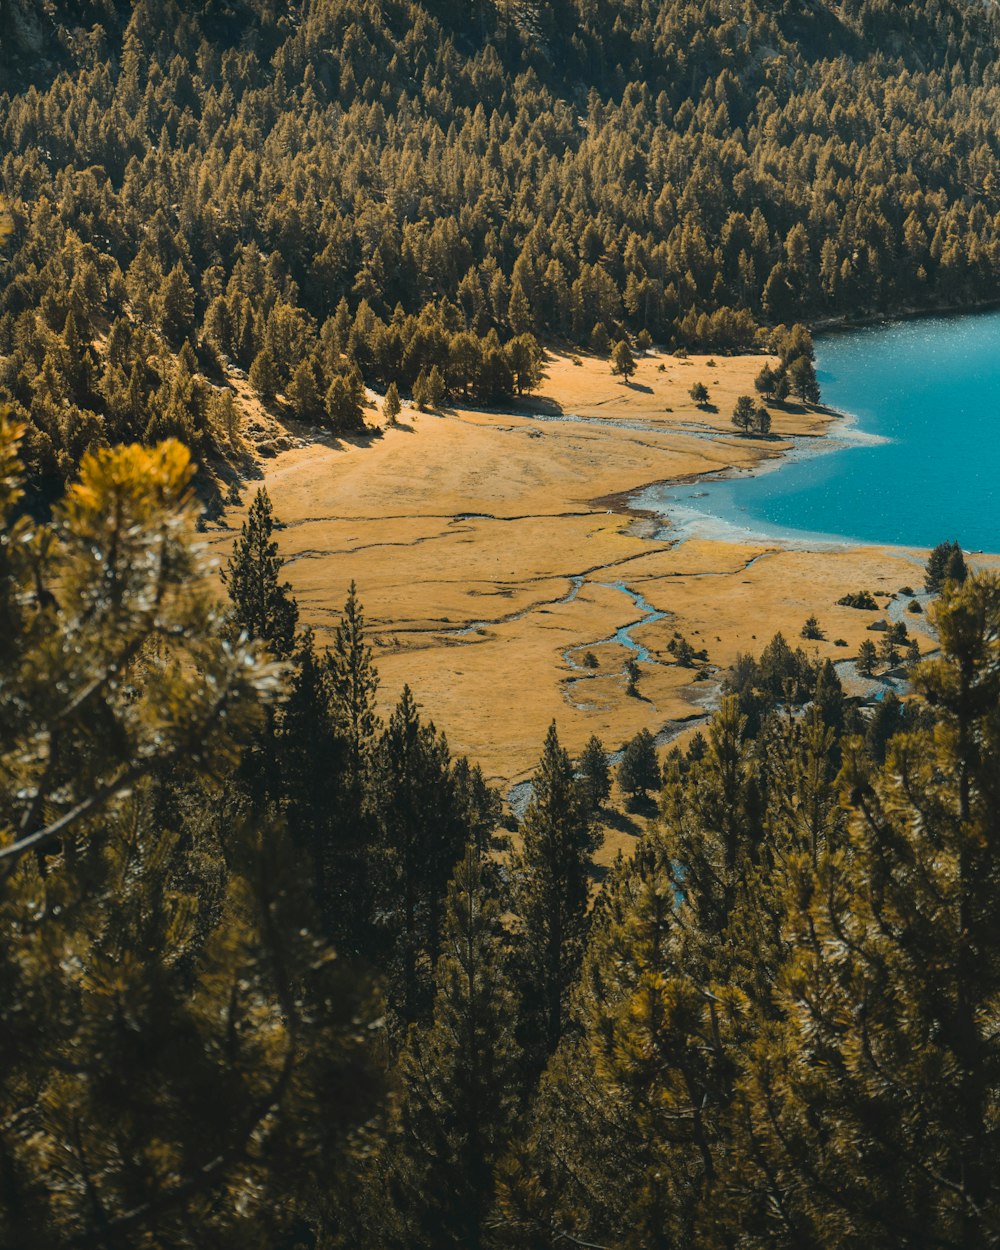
[[731, 393, 756, 433], [0, 420, 378, 1246], [158, 261, 195, 348], [370, 687, 466, 1029], [325, 372, 365, 431], [286, 356, 322, 420], [924, 538, 968, 593], [249, 346, 279, 400], [384, 381, 402, 424], [578, 734, 611, 813], [328, 580, 380, 787], [510, 722, 597, 1062], [617, 729, 661, 801], [611, 338, 636, 381], [223, 487, 298, 658], [857, 636, 878, 676], [744, 574, 1000, 1246], [375, 842, 520, 1250]]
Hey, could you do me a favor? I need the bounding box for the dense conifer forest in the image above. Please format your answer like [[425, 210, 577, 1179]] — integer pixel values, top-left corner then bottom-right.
[[2, 0, 1000, 494], [4, 2, 1000, 1246]]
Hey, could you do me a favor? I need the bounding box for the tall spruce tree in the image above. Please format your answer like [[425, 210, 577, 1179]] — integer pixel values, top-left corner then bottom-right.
[[509, 722, 597, 1064], [370, 686, 466, 1029], [374, 842, 520, 1250], [223, 486, 298, 658]]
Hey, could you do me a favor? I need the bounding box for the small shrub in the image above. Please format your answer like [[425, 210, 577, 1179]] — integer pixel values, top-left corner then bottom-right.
[[907, 599, 923, 614], [899, 585, 915, 596], [582, 650, 598, 668], [837, 590, 879, 610], [834, 638, 848, 647]]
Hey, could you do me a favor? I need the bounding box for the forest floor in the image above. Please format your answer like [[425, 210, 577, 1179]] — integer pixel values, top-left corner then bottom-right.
[[210, 347, 938, 866]]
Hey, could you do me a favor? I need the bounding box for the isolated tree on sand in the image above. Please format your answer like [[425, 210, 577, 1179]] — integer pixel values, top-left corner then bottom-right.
[[690, 381, 710, 406], [755, 404, 771, 435], [611, 338, 636, 382], [755, 362, 777, 399], [732, 394, 756, 434], [510, 722, 597, 1064], [384, 381, 402, 425], [223, 486, 298, 658]]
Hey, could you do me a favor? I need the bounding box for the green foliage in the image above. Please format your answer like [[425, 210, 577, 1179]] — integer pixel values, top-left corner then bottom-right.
[[223, 486, 298, 659], [731, 393, 756, 433], [801, 613, 823, 639], [857, 636, 879, 675], [578, 734, 611, 813], [383, 380, 402, 424], [689, 381, 710, 405], [0, 420, 378, 1245], [925, 538, 968, 593], [611, 338, 636, 381], [617, 729, 661, 800], [838, 589, 879, 609], [510, 723, 597, 1064], [372, 842, 520, 1249]]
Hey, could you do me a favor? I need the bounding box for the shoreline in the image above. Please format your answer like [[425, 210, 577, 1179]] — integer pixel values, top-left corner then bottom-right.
[[222, 348, 950, 824]]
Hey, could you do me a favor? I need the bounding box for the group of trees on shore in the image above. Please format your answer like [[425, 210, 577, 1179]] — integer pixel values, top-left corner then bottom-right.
[[3, 0, 1000, 493], [2, 414, 998, 1247]]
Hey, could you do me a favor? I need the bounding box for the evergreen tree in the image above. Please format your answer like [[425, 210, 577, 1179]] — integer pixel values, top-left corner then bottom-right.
[[370, 686, 466, 1029], [786, 354, 820, 402], [744, 574, 1000, 1247], [286, 356, 323, 420], [857, 636, 879, 676], [510, 722, 597, 1062], [223, 487, 299, 658], [578, 734, 611, 813], [375, 842, 520, 1250], [0, 421, 378, 1246], [384, 381, 402, 424], [732, 393, 756, 433], [689, 381, 710, 405], [755, 403, 771, 434], [925, 538, 968, 593], [249, 347, 280, 401], [611, 338, 636, 381], [325, 372, 365, 431], [617, 728, 661, 801]]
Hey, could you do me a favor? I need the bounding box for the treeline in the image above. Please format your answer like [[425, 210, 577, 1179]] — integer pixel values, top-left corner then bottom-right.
[[3, 0, 1000, 490], [3, 421, 1000, 1246]]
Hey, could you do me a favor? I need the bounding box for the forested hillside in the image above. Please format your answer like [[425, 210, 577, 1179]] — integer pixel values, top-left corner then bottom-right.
[[3, 414, 1000, 1247], [2, 0, 1000, 496]]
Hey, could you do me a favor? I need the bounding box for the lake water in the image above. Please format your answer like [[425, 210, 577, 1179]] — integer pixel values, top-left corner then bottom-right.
[[644, 310, 1000, 552]]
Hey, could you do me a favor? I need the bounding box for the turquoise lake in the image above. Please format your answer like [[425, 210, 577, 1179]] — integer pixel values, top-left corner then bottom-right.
[[648, 310, 1000, 552]]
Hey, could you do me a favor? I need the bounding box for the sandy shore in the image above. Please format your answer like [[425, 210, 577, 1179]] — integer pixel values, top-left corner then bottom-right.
[[213, 348, 938, 864]]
